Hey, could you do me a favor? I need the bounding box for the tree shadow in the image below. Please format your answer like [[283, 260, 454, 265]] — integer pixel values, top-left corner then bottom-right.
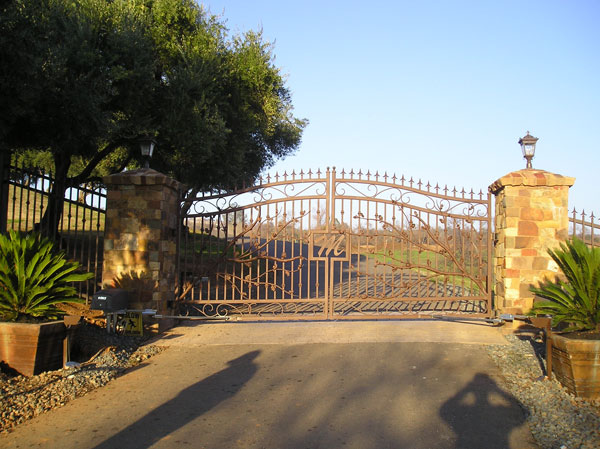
[[92, 350, 260, 449], [440, 373, 528, 449]]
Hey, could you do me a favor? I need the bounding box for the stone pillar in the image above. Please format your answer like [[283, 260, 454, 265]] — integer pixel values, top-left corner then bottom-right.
[[489, 169, 575, 314], [102, 169, 181, 324]]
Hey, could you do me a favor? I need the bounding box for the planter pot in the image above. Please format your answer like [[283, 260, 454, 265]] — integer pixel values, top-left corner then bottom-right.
[[0, 321, 66, 376], [551, 332, 600, 399]]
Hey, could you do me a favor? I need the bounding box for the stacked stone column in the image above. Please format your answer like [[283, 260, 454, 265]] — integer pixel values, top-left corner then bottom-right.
[[489, 169, 575, 314], [102, 169, 181, 326]]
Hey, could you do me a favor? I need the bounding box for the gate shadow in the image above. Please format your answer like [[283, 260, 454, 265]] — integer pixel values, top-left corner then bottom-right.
[[92, 350, 260, 449]]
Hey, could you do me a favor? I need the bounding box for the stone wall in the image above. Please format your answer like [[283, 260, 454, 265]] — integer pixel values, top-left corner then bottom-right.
[[489, 169, 575, 314], [102, 169, 181, 318]]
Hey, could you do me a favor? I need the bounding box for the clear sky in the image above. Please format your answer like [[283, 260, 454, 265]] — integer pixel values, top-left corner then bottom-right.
[[201, 0, 599, 213]]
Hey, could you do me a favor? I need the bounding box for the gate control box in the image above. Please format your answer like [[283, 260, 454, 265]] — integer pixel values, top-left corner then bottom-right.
[[91, 288, 130, 312]]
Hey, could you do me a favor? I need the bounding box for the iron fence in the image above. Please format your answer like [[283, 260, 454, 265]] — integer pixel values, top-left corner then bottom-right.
[[569, 208, 600, 248], [2, 162, 106, 299], [176, 168, 492, 320]]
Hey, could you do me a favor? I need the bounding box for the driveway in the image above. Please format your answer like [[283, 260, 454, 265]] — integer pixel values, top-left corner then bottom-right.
[[0, 321, 537, 449]]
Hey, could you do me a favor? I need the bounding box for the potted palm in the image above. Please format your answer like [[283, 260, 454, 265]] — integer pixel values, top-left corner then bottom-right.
[[0, 231, 93, 376], [530, 237, 600, 399]]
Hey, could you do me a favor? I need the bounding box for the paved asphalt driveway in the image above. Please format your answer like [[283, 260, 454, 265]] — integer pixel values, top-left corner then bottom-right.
[[0, 321, 537, 449]]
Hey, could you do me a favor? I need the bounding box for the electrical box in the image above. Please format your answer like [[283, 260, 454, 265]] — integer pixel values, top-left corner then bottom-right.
[[91, 288, 130, 312]]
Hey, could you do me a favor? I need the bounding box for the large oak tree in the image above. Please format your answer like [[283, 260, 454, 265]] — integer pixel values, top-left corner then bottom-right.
[[0, 0, 306, 232]]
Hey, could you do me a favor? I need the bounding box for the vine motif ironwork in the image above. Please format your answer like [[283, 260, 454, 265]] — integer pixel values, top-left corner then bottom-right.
[[175, 168, 492, 320]]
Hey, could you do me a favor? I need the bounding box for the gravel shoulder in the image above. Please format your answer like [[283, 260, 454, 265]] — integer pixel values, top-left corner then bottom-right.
[[486, 333, 600, 449], [0, 322, 164, 433]]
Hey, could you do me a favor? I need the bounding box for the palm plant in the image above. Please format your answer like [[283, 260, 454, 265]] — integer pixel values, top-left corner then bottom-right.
[[530, 237, 600, 332], [0, 231, 93, 322]]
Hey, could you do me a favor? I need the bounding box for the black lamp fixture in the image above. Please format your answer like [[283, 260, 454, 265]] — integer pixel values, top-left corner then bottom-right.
[[519, 131, 538, 169], [139, 136, 156, 169]]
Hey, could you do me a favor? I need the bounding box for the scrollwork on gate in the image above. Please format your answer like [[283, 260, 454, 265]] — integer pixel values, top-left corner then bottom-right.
[[175, 167, 492, 319]]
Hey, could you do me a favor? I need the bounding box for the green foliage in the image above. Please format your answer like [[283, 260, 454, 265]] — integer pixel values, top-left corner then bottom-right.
[[0, 231, 93, 322], [1, 0, 155, 156], [147, 1, 307, 190], [12, 148, 132, 181], [1, 0, 306, 191], [530, 237, 600, 332]]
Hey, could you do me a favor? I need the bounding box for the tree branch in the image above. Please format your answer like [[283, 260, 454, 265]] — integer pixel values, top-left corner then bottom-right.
[[68, 139, 129, 185]]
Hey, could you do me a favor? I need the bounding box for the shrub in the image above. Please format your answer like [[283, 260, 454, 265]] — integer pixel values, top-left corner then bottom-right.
[[530, 237, 600, 332], [0, 231, 93, 322]]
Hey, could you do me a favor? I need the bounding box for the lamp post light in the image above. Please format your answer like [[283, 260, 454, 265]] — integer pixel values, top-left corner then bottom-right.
[[139, 137, 156, 169], [519, 131, 538, 169]]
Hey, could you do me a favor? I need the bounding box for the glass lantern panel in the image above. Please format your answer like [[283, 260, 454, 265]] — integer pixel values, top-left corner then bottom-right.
[[523, 144, 535, 157], [140, 142, 154, 157]]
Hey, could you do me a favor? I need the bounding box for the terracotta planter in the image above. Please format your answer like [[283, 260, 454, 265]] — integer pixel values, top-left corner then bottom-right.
[[551, 333, 600, 399], [0, 321, 66, 376]]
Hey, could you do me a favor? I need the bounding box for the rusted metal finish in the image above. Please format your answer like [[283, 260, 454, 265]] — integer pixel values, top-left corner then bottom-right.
[[570, 208, 600, 248], [176, 168, 492, 320], [4, 163, 106, 300]]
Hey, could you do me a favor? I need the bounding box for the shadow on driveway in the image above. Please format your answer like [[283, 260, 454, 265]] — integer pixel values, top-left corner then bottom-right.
[[92, 350, 260, 449], [440, 373, 527, 449]]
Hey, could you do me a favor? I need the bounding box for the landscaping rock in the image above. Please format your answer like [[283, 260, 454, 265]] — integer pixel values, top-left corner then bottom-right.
[[487, 334, 600, 449], [0, 322, 164, 433]]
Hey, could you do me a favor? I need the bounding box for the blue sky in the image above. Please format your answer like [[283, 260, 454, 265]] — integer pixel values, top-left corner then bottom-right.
[[201, 0, 600, 212]]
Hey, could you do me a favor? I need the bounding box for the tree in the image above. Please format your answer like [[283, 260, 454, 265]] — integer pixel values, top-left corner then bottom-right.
[[145, 1, 307, 190], [0, 0, 306, 233], [1, 0, 156, 233]]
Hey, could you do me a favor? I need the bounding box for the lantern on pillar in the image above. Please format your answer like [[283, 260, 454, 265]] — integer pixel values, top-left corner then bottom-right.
[[519, 131, 538, 169], [139, 137, 156, 169]]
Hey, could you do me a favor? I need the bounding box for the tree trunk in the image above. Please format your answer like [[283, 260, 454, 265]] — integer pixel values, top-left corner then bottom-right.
[[78, 182, 89, 204], [37, 154, 71, 238], [180, 187, 198, 233], [0, 150, 11, 234]]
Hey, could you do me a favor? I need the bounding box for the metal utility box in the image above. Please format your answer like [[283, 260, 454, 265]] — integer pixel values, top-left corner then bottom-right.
[[91, 289, 130, 312]]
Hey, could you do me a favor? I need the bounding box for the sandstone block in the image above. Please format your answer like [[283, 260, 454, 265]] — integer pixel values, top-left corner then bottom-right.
[[506, 207, 521, 217], [514, 236, 532, 249], [518, 221, 538, 236], [521, 248, 538, 257], [504, 268, 520, 278], [518, 188, 531, 197], [506, 217, 519, 228], [506, 256, 532, 270], [519, 283, 534, 298], [127, 197, 148, 209], [520, 208, 544, 221], [505, 288, 520, 300]]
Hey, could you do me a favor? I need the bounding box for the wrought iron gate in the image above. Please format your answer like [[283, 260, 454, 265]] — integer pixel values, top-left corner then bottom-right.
[[176, 168, 492, 320]]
